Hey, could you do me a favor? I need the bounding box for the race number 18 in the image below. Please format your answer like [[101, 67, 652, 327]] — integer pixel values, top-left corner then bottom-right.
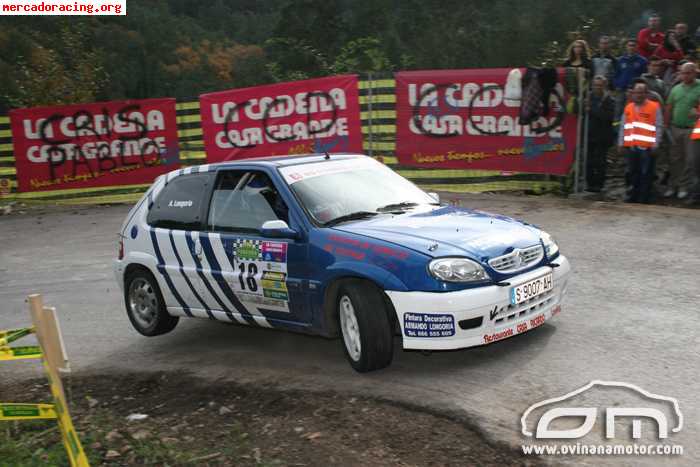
[[237, 262, 258, 292]]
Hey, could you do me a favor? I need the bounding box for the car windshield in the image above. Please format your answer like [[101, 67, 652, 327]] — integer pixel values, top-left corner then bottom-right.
[[279, 157, 437, 225]]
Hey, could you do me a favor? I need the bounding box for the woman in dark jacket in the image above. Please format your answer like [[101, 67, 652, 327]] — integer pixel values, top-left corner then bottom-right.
[[563, 39, 593, 73]]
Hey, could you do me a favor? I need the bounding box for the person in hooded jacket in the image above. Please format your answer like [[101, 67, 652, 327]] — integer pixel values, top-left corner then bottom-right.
[[585, 76, 616, 192]]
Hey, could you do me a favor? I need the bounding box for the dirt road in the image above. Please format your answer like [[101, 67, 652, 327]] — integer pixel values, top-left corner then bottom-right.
[[1, 193, 698, 466]]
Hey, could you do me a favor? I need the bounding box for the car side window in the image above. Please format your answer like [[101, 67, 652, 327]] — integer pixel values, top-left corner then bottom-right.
[[146, 173, 210, 230], [208, 170, 289, 233]]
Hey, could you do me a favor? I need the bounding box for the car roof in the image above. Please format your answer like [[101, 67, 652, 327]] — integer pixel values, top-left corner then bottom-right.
[[161, 153, 369, 182], [211, 153, 365, 169]]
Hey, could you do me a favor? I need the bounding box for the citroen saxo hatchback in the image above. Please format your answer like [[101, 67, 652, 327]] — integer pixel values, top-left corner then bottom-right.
[[115, 154, 571, 372]]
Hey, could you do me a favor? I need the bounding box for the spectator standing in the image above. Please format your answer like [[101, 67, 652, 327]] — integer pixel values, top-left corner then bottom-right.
[[641, 56, 671, 185], [563, 39, 592, 72], [618, 81, 663, 203], [664, 59, 689, 91], [613, 40, 647, 119], [654, 30, 685, 69], [675, 23, 697, 58], [591, 36, 617, 89], [637, 13, 665, 58], [641, 56, 668, 101], [585, 76, 616, 192], [690, 99, 700, 202], [664, 62, 700, 199]]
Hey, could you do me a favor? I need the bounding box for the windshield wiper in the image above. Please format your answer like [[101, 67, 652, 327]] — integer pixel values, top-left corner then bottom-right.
[[323, 211, 379, 227], [376, 201, 419, 212]]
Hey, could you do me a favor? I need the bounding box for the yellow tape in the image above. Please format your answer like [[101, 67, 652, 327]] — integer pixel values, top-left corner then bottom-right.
[[176, 101, 200, 111], [358, 79, 395, 89], [362, 141, 395, 151], [0, 345, 43, 361], [0, 167, 16, 176], [0, 326, 34, 346], [359, 94, 396, 104], [180, 150, 207, 160], [417, 180, 561, 193], [0, 116, 10, 124], [46, 363, 89, 467], [397, 169, 506, 179], [0, 403, 57, 420], [0, 191, 146, 205], [3, 305, 90, 466], [376, 156, 398, 165], [180, 142, 205, 150], [361, 125, 395, 134], [11, 183, 150, 199], [0, 327, 32, 339], [176, 114, 201, 124], [177, 128, 203, 138], [360, 110, 396, 120], [49, 192, 145, 205]]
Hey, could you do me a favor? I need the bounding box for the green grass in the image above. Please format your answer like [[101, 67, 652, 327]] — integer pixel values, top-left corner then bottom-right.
[[0, 420, 99, 467]]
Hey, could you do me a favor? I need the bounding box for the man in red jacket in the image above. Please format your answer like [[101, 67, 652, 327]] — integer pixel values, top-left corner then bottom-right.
[[637, 13, 665, 58]]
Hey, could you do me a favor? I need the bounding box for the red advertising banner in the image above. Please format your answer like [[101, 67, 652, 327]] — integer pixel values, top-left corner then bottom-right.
[[199, 75, 363, 162], [9, 98, 180, 192], [395, 69, 577, 175]]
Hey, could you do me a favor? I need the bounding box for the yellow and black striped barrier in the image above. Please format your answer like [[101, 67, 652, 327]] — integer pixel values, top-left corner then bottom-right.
[[1, 296, 90, 467], [0, 78, 569, 205], [0, 115, 15, 199]]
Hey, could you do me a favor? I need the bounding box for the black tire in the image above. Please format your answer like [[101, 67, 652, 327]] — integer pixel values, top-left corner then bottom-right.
[[337, 280, 394, 372], [124, 268, 178, 336]]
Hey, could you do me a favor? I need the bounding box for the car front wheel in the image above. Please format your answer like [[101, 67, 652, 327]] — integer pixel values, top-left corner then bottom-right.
[[337, 281, 393, 372]]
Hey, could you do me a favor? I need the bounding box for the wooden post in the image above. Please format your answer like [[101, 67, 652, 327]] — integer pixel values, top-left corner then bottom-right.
[[27, 294, 89, 467]]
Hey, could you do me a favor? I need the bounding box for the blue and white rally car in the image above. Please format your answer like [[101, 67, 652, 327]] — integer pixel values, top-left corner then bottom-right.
[[114, 154, 570, 372]]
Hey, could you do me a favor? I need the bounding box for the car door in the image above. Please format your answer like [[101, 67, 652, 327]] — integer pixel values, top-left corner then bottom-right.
[[198, 169, 311, 328], [145, 172, 213, 318]]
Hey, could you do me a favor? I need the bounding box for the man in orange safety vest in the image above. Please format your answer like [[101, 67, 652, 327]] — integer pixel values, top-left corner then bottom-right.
[[690, 100, 700, 202], [617, 79, 664, 203]]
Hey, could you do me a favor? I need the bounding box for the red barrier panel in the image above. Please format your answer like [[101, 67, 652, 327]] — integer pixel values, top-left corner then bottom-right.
[[395, 69, 577, 175], [199, 75, 363, 162], [9, 98, 180, 192]]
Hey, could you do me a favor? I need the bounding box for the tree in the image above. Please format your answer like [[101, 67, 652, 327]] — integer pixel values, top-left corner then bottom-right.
[[331, 37, 393, 73]]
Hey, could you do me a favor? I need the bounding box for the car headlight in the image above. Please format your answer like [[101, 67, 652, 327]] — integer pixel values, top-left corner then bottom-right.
[[428, 258, 489, 283], [541, 231, 559, 257]]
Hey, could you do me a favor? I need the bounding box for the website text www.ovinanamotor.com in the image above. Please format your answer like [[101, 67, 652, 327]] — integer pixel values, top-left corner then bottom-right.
[[0, 0, 125, 15], [522, 442, 683, 456]]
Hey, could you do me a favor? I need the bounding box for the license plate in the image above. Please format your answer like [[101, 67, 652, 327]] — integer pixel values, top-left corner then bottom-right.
[[511, 273, 553, 305]]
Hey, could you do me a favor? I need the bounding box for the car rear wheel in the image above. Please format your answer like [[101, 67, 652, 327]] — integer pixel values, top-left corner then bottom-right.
[[337, 281, 393, 372], [125, 268, 178, 336]]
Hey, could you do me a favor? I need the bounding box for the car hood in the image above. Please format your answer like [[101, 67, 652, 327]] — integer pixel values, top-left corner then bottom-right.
[[333, 205, 543, 261]]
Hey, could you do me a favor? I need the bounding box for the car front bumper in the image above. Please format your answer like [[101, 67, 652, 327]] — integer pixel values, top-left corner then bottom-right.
[[386, 255, 571, 350]]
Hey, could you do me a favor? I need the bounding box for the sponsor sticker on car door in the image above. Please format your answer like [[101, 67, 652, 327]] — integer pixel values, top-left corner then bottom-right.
[[231, 239, 290, 312]]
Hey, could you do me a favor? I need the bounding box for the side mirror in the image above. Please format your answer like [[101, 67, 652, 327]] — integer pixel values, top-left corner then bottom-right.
[[260, 220, 299, 240], [428, 192, 440, 203]]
